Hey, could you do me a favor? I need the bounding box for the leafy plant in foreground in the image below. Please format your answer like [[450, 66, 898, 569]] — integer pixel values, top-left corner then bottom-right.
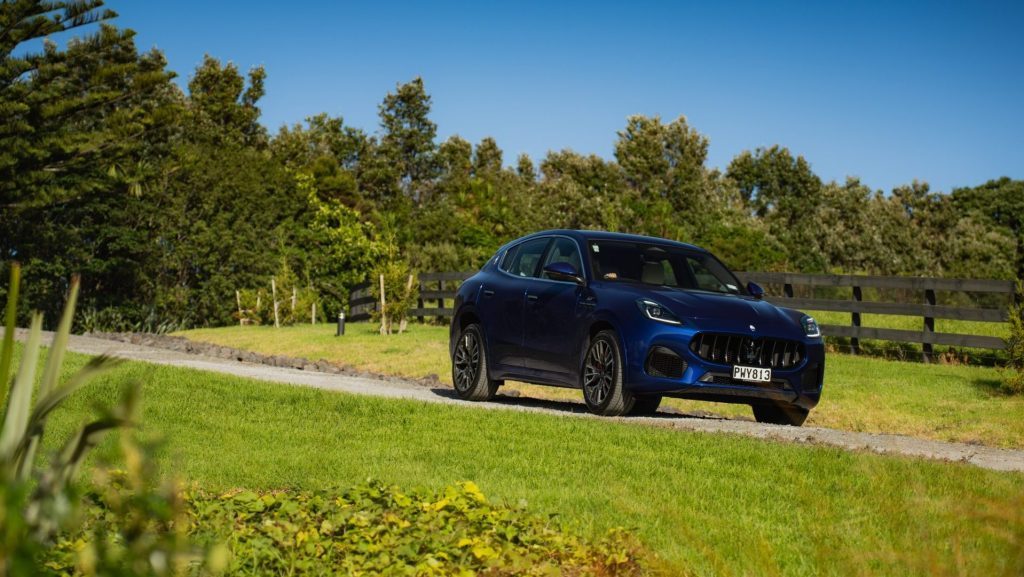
[[1004, 280, 1024, 395], [0, 263, 212, 576]]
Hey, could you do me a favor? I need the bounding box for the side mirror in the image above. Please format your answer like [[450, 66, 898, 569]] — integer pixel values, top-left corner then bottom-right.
[[543, 262, 585, 285], [747, 281, 765, 299]]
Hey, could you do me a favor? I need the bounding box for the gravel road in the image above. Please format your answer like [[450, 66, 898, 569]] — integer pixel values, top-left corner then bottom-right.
[[9, 329, 1024, 473]]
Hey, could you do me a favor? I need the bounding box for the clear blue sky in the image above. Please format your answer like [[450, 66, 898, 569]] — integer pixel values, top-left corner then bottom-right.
[[104, 0, 1023, 193]]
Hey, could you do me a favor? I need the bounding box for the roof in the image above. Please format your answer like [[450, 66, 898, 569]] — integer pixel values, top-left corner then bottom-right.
[[522, 229, 708, 253]]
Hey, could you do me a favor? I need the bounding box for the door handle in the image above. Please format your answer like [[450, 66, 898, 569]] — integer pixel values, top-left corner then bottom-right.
[[526, 294, 538, 302], [483, 289, 495, 297]]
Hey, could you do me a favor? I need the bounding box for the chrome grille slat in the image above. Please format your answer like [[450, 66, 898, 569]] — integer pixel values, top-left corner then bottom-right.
[[689, 333, 804, 370]]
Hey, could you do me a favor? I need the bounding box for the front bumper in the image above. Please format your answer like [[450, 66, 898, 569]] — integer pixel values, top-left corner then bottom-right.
[[624, 328, 825, 410]]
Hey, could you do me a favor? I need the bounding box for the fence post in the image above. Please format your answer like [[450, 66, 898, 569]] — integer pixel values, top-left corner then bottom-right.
[[417, 276, 425, 324], [436, 278, 444, 324], [923, 288, 936, 363], [851, 285, 862, 355]]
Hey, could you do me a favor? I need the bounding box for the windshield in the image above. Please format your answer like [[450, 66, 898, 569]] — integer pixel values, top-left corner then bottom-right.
[[587, 240, 745, 295]]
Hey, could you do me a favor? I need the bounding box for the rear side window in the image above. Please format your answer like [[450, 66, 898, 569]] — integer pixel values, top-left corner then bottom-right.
[[503, 237, 550, 278]]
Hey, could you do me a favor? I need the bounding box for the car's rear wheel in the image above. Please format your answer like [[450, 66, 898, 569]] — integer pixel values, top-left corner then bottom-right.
[[452, 323, 498, 401], [628, 395, 662, 416], [582, 330, 634, 416], [752, 402, 808, 426]]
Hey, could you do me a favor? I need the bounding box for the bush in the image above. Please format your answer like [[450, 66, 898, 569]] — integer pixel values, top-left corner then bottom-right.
[[54, 481, 646, 576], [0, 263, 214, 576], [370, 260, 419, 334], [1003, 281, 1024, 395], [236, 259, 321, 327]]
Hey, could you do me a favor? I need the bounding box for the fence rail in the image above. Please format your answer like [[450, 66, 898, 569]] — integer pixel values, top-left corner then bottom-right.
[[350, 270, 1014, 360]]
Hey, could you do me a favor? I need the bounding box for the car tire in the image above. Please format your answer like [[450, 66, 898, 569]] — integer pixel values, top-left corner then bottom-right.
[[752, 402, 808, 426], [628, 395, 662, 416], [582, 330, 635, 416], [452, 323, 498, 401]]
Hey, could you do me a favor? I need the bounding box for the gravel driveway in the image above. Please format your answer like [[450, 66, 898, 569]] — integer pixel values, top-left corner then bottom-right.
[[10, 329, 1024, 473]]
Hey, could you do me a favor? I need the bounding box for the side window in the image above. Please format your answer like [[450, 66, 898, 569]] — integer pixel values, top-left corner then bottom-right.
[[505, 238, 549, 278], [499, 246, 519, 272], [541, 237, 583, 280]]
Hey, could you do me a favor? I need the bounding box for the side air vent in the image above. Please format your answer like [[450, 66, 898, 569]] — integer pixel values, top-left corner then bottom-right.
[[645, 346, 686, 379]]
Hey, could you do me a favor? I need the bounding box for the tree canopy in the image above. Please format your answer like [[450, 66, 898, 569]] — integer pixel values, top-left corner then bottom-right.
[[1, 1, 1019, 330]]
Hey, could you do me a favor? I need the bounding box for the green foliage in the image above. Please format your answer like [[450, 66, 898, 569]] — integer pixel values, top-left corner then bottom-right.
[[237, 258, 321, 327], [371, 260, 419, 334], [118, 481, 641, 576], [0, 264, 132, 573], [1004, 282, 1024, 395], [45, 452, 224, 577], [1, 3, 1020, 335]]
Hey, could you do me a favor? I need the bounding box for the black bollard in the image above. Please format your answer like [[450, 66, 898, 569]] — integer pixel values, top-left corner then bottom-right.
[[336, 312, 345, 336]]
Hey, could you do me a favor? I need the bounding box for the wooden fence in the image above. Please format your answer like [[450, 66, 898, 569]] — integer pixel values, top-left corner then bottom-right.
[[350, 271, 1015, 360]]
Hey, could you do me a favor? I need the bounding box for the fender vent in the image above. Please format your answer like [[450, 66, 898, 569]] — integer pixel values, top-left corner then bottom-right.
[[645, 346, 686, 379]]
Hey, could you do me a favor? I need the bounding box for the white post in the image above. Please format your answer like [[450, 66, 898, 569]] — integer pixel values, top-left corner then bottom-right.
[[312, 302, 316, 325], [379, 273, 388, 335], [236, 290, 243, 326], [272, 278, 280, 328]]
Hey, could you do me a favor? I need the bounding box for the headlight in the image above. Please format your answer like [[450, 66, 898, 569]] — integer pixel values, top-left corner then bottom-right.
[[637, 299, 683, 325], [801, 315, 821, 337]]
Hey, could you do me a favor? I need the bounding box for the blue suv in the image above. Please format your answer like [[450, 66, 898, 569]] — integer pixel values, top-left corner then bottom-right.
[[449, 230, 825, 425]]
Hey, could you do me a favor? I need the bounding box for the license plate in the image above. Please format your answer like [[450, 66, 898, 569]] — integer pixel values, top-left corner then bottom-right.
[[732, 365, 772, 383]]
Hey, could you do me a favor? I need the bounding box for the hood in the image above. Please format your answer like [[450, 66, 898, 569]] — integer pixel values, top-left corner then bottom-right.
[[611, 283, 805, 336]]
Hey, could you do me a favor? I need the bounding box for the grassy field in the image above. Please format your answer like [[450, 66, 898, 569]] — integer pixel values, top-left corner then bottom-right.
[[42, 349, 1024, 576], [178, 323, 1024, 449]]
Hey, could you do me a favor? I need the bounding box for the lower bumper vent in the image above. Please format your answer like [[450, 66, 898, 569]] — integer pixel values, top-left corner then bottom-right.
[[646, 346, 687, 379]]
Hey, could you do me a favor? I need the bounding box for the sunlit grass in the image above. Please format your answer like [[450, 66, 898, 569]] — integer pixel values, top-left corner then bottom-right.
[[44, 350, 1024, 577], [176, 323, 1024, 449]]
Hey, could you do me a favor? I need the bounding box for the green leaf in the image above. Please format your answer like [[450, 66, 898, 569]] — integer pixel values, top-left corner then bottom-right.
[[0, 314, 43, 469]]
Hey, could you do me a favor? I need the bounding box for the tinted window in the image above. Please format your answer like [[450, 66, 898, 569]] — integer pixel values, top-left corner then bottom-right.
[[588, 240, 742, 295], [505, 237, 550, 278], [541, 237, 583, 280]]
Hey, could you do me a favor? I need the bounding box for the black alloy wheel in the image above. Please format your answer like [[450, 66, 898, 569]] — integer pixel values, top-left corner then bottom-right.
[[452, 323, 498, 401], [582, 330, 634, 416]]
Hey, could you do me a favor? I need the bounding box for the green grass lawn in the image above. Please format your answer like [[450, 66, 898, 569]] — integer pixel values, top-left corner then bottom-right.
[[177, 323, 1024, 449], [43, 350, 1024, 576]]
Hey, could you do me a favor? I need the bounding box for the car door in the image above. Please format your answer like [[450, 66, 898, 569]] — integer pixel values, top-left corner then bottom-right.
[[477, 236, 551, 370], [522, 236, 588, 381]]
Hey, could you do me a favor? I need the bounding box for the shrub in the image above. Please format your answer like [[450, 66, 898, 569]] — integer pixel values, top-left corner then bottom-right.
[[236, 259, 321, 327], [371, 260, 419, 334], [1003, 281, 1024, 394], [0, 263, 221, 576], [54, 480, 646, 576]]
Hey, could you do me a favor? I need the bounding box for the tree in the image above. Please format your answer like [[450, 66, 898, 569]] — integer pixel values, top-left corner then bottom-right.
[[952, 177, 1024, 280], [187, 55, 267, 147], [437, 135, 472, 185], [378, 77, 438, 204], [516, 153, 536, 183], [614, 115, 713, 239], [472, 137, 503, 177], [0, 1, 177, 208], [727, 146, 825, 271]]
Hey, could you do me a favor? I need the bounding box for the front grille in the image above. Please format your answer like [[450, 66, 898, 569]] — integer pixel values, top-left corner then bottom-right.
[[645, 346, 686, 378], [689, 333, 804, 369]]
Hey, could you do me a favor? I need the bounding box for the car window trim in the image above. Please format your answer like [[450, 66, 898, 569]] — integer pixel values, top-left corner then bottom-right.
[[496, 234, 587, 286]]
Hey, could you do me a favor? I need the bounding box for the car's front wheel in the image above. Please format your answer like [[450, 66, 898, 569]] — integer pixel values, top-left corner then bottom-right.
[[452, 323, 499, 401], [752, 402, 808, 426], [582, 330, 634, 416]]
